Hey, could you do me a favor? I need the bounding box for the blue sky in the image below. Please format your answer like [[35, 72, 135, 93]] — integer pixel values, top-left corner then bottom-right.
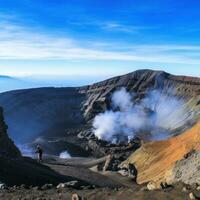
[[0, 0, 200, 81]]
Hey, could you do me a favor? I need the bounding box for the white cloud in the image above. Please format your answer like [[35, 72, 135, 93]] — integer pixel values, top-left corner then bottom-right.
[[0, 20, 200, 64]]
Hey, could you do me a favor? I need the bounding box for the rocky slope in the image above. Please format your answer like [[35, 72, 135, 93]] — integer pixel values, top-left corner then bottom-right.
[[0, 87, 86, 144], [0, 69, 199, 157], [171, 150, 200, 185], [82, 69, 200, 128], [0, 107, 93, 186], [0, 107, 21, 157], [123, 121, 200, 186]]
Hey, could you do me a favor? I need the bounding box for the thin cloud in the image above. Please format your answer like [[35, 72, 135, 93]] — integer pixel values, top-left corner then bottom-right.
[[67, 19, 148, 34], [0, 21, 200, 64], [102, 22, 140, 33]]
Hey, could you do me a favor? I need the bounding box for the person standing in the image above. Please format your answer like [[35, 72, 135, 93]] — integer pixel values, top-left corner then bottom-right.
[[36, 145, 43, 163]]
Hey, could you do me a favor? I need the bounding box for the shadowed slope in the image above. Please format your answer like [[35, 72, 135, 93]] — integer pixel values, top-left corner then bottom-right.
[[0, 107, 21, 157], [0, 106, 88, 186]]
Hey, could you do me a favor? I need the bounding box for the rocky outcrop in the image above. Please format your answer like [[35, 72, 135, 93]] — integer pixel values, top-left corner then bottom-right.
[[123, 121, 200, 185], [0, 107, 21, 157], [170, 150, 200, 185], [82, 69, 200, 131]]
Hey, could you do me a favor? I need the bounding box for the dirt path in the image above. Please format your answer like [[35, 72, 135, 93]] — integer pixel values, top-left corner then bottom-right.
[[43, 155, 109, 168], [45, 163, 122, 188], [43, 155, 136, 188], [100, 171, 138, 188]]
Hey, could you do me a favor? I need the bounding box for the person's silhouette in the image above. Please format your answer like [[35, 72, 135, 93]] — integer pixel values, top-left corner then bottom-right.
[[35, 145, 43, 163]]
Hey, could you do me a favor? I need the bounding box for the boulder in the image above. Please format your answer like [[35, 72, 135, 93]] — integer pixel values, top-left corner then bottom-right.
[[71, 193, 83, 200], [0, 183, 6, 189], [117, 163, 138, 182], [103, 155, 115, 171], [65, 181, 79, 188], [57, 183, 67, 189], [118, 169, 129, 177], [197, 186, 200, 191], [41, 184, 53, 190], [189, 193, 197, 200], [147, 181, 158, 191], [128, 163, 137, 181], [182, 186, 190, 192], [160, 182, 173, 190], [189, 192, 200, 200], [57, 181, 80, 189]]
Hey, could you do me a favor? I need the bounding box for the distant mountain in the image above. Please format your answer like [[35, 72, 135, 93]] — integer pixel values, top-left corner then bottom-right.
[[0, 75, 14, 79], [0, 75, 109, 93], [0, 75, 52, 93], [0, 69, 199, 157], [0, 76, 30, 93]]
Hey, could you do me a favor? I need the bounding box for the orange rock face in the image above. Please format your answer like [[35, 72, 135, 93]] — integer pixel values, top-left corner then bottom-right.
[[124, 122, 200, 185]]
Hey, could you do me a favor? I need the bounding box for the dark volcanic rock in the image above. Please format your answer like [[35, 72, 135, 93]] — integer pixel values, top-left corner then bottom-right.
[[0, 107, 21, 157], [0, 87, 86, 144]]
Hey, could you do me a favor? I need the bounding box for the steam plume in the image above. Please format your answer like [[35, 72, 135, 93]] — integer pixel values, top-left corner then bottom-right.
[[93, 87, 188, 142], [59, 150, 71, 159]]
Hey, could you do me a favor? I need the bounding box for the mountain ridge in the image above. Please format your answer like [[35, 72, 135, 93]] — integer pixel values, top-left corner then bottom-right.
[[0, 69, 199, 157]]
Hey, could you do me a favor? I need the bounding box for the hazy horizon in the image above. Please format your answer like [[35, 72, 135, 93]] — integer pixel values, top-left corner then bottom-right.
[[0, 68, 199, 93]]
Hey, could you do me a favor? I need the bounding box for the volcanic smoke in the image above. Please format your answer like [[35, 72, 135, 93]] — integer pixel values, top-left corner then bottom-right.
[[59, 150, 71, 159], [93, 87, 189, 142]]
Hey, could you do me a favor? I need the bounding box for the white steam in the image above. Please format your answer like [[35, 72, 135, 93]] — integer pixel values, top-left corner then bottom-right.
[[59, 150, 71, 159], [112, 87, 132, 111], [93, 87, 188, 142]]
